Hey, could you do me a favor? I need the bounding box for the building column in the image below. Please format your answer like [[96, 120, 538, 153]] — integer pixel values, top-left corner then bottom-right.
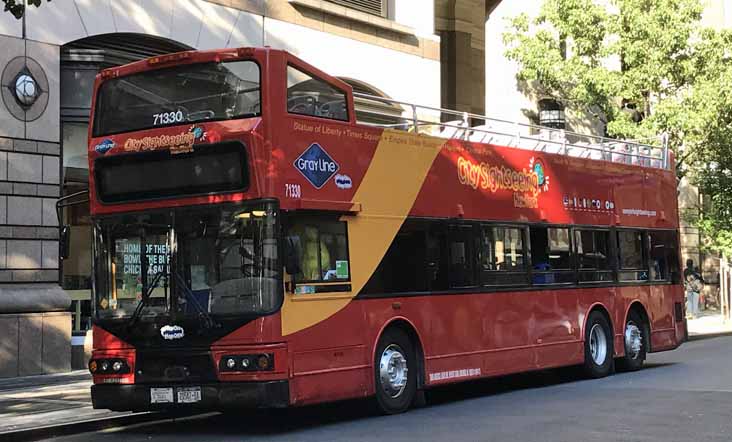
[[0, 34, 71, 377], [435, 0, 487, 116]]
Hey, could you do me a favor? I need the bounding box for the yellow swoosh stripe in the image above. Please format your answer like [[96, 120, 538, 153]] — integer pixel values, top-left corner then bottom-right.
[[281, 130, 446, 336]]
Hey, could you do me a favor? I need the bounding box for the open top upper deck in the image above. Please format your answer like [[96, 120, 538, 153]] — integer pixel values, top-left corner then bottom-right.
[[87, 47, 677, 230], [352, 93, 670, 171]]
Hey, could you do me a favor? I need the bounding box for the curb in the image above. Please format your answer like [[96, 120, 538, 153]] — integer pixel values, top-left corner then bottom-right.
[[688, 331, 732, 342], [0, 412, 174, 442]]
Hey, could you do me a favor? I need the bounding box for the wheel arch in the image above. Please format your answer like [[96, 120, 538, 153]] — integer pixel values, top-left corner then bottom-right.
[[582, 302, 615, 341], [372, 317, 427, 390], [625, 301, 652, 352]]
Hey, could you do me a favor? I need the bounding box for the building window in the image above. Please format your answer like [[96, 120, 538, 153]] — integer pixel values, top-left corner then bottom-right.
[[538, 98, 566, 130], [326, 0, 387, 17]]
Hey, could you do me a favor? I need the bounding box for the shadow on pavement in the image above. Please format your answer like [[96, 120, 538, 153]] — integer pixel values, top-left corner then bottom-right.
[[110, 364, 676, 438]]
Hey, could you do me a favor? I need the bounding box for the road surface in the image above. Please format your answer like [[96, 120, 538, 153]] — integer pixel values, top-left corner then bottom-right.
[[46, 335, 732, 442]]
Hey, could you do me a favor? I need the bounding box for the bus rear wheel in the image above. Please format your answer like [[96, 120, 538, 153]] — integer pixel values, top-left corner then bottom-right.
[[583, 311, 614, 378], [374, 328, 417, 415], [617, 310, 647, 372]]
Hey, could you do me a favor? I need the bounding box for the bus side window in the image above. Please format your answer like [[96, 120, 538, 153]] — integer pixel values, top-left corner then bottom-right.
[[287, 218, 350, 283], [448, 224, 479, 288], [617, 230, 648, 281], [648, 230, 679, 282], [286, 65, 348, 121], [529, 226, 573, 284], [574, 229, 612, 283], [481, 225, 528, 286], [362, 219, 448, 294]]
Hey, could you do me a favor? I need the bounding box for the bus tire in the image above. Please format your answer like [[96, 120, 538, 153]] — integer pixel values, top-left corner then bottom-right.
[[583, 311, 614, 378], [374, 328, 417, 415], [617, 309, 648, 372]]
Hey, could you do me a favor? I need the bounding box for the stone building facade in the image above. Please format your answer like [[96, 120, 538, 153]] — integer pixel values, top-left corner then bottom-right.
[[0, 0, 444, 377]]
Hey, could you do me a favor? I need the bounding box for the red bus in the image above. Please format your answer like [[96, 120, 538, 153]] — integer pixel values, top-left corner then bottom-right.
[[77, 47, 686, 415]]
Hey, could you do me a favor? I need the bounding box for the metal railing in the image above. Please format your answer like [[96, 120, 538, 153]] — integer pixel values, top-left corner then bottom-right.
[[353, 92, 670, 170]]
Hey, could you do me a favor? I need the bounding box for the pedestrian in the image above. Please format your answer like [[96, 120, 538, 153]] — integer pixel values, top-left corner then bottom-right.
[[684, 259, 704, 318]]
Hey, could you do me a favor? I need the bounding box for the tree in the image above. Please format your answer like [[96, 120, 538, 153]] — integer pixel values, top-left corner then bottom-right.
[[3, 0, 51, 19], [503, 0, 732, 255]]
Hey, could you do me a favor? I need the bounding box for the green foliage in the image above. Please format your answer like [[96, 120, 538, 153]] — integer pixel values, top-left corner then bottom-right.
[[3, 0, 51, 19], [504, 0, 732, 254]]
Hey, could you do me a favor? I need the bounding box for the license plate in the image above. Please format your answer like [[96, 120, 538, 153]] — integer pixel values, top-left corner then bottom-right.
[[150, 387, 174, 404], [177, 387, 202, 403]]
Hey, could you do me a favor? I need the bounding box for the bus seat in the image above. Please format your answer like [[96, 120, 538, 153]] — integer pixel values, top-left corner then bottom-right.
[[438, 120, 468, 139], [468, 125, 493, 143]]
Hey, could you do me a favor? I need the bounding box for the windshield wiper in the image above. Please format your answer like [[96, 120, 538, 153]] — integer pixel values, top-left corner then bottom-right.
[[127, 270, 165, 330], [173, 270, 218, 330]]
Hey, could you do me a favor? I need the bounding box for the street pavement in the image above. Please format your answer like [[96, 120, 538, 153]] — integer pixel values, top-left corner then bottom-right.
[[38, 334, 732, 442]]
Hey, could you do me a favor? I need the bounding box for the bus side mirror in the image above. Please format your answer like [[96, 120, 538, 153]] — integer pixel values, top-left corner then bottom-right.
[[284, 236, 301, 276], [60, 225, 71, 260]]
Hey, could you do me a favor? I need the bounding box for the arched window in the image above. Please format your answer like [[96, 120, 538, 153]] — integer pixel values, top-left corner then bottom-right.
[[338, 77, 404, 126], [60, 34, 190, 331]]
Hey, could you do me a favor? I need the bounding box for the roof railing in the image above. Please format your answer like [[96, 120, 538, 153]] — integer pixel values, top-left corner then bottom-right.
[[353, 92, 670, 170]]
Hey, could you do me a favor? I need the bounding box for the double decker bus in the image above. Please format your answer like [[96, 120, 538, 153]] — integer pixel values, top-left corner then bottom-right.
[[78, 47, 685, 415]]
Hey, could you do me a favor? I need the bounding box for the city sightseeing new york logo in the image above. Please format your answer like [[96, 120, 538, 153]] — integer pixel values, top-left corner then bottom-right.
[[529, 157, 550, 192], [457, 156, 550, 208]]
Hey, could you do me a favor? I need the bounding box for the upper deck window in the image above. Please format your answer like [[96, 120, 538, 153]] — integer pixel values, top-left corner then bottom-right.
[[93, 60, 260, 136], [287, 65, 348, 122]]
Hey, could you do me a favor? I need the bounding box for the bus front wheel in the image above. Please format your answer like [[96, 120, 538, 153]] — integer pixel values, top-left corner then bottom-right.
[[374, 328, 417, 414], [583, 311, 614, 378]]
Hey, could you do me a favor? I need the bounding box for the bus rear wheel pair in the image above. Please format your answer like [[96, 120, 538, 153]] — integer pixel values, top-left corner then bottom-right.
[[582, 310, 648, 378], [373, 312, 650, 414]]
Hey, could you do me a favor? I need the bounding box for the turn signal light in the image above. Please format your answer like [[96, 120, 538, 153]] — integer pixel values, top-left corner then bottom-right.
[[257, 354, 270, 370], [219, 354, 274, 372]]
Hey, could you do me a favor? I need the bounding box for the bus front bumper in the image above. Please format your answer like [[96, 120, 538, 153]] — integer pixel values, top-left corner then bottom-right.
[[91, 381, 289, 411]]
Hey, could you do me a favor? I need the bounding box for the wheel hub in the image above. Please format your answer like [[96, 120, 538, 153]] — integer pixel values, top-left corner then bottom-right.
[[625, 321, 643, 360], [379, 344, 408, 398], [589, 324, 608, 365]]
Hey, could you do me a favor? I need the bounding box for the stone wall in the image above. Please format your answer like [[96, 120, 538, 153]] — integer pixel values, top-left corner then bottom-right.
[[0, 312, 71, 377], [0, 137, 61, 283], [0, 33, 70, 378]]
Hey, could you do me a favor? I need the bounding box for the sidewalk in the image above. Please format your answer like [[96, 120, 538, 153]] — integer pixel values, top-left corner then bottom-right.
[[687, 310, 732, 337], [0, 370, 156, 440]]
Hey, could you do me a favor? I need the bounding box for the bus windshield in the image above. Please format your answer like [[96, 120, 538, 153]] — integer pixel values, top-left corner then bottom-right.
[[93, 60, 260, 136], [93, 201, 280, 321]]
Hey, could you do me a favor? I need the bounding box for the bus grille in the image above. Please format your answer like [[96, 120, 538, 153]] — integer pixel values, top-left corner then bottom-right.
[[135, 350, 217, 384]]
